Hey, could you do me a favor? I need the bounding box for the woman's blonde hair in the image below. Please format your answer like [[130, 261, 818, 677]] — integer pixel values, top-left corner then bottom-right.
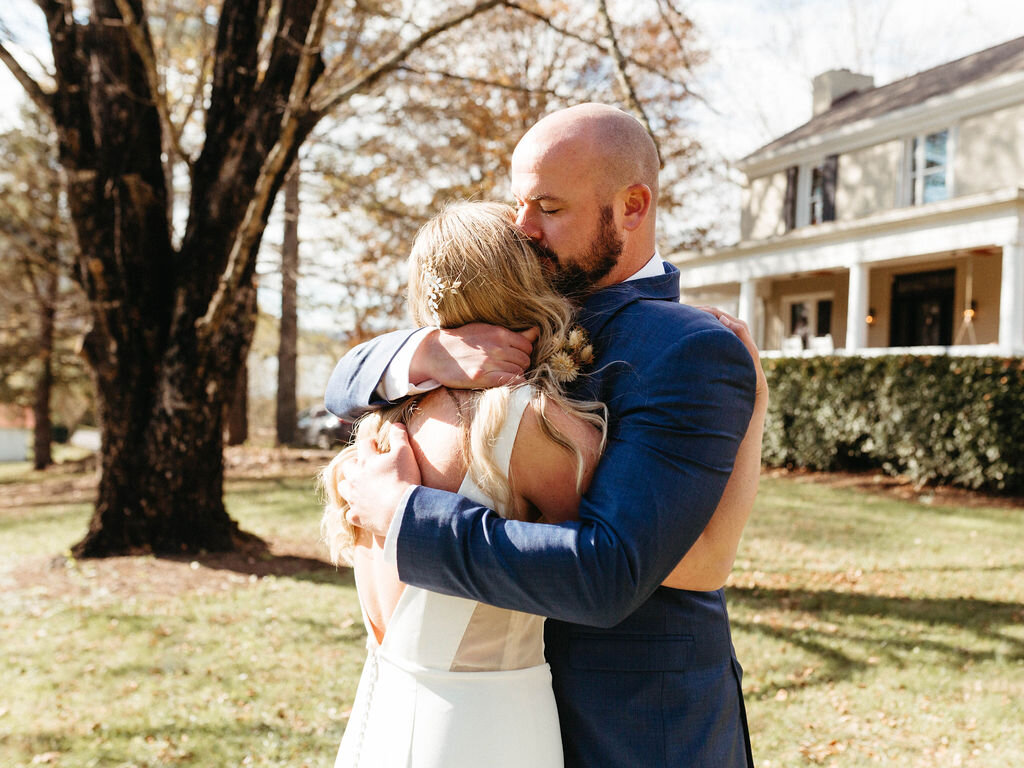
[[319, 201, 606, 566]]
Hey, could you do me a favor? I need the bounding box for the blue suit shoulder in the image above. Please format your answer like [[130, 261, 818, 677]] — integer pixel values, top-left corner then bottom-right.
[[599, 298, 756, 387]]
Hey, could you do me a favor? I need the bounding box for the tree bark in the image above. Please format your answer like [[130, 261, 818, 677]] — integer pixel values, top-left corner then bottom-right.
[[276, 165, 299, 445], [32, 270, 57, 470], [74, 336, 256, 556], [226, 360, 249, 446], [51, 1, 266, 557]]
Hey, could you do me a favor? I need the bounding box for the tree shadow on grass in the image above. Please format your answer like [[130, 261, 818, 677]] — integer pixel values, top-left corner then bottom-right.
[[8, 541, 351, 599], [729, 585, 1024, 630], [727, 585, 1024, 697], [162, 548, 354, 587]]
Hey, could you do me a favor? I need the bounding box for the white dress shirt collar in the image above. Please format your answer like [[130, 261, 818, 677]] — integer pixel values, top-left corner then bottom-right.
[[623, 252, 665, 282]]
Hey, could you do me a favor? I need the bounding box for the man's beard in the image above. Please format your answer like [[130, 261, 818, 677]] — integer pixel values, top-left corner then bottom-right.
[[534, 205, 623, 300]]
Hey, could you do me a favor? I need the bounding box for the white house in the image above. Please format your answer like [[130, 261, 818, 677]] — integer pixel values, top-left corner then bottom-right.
[[672, 36, 1024, 358]]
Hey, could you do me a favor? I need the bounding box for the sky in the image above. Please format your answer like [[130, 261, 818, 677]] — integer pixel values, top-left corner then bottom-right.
[[2, 0, 1024, 329]]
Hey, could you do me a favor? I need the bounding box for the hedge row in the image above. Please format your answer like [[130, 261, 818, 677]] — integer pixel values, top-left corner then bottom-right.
[[760, 355, 1024, 494]]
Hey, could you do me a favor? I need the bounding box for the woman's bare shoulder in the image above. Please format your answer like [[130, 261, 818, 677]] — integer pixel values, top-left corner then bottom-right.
[[510, 394, 602, 524], [405, 388, 467, 493]]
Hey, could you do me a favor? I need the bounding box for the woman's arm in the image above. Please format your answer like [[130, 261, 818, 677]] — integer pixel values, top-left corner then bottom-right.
[[661, 310, 768, 591]]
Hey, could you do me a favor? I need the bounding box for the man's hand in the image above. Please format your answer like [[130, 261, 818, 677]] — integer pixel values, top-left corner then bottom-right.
[[340, 423, 422, 538], [410, 323, 539, 389]]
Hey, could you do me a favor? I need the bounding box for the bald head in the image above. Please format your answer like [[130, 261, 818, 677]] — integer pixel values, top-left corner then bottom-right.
[[510, 103, 661, 290], [514, 103, 660, 201]]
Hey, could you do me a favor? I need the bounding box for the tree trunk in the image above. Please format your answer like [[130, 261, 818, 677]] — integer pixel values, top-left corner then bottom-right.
[[19, 0, 503, 556], [32, 270, 57, 470], [45, 5, 271, 557], [226, 361, 249, 446], [73, 378, 252, 557], [73, 295, 261, 556], [275, 165, 299, 445]]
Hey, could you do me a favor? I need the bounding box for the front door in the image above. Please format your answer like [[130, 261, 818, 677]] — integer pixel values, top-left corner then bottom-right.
[[889, 268, 954, 347]]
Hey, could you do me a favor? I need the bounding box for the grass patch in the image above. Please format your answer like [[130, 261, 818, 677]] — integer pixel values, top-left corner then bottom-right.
[[0, 465, 1021, 766], [1, 469, 362, 768], [733, 476, 1024, 767]]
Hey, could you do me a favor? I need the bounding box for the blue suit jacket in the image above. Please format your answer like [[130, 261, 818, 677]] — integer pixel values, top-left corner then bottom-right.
[[326, 264, 757, 767]]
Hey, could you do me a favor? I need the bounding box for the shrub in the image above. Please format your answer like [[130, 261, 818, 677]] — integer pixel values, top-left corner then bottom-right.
[[761, 355, 1024, 493]]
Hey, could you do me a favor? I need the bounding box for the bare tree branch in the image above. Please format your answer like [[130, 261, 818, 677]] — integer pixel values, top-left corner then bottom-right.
[[176, 44, 215, 156], [396, 63, 565, 98], [110, 0, 189, 162], [654, 0, 697, 74], [197, 0, 334, 344], [0, 42, 54, 117], [311, 0, 508, 116], [504, 1, 705, 103], [315, 10, 367, 87], [0, 229, 49, 289], [351, 0, 405, 23], [17, 249, 47, 305], [596, 0, 661, 167]]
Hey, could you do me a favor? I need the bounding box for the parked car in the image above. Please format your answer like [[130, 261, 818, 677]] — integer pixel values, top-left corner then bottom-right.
[[296, 406, 353, 449]]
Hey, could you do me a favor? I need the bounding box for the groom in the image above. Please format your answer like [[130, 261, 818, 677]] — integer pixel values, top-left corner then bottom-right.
[[326, 103, 757, 767]]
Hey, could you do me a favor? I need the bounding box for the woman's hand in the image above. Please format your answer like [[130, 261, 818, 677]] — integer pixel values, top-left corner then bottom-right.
[[340, 423, 421, 537], [695, 306, 768, 403]]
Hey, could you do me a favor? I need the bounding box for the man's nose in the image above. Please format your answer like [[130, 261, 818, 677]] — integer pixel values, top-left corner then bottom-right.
[[515, 207, 542, 241]]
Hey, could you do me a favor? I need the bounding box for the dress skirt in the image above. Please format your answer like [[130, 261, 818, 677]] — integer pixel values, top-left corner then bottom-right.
[[336, 647, 564, 768]]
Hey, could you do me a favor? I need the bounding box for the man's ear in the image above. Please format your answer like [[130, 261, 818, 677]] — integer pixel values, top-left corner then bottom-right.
[[619, 184, 653, 231]]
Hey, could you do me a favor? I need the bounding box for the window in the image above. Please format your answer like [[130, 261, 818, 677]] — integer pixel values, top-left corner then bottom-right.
[[783, 293, 834, 349], [809, 165, 825, 225], [783, 166, 798, 231], [815, 299, 833, 337], [907, 129, 950, 204], [784, 155, 838, 230]]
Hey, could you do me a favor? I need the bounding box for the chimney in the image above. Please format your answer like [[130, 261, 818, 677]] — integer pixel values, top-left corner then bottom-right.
[[812, 69, 874, 115]]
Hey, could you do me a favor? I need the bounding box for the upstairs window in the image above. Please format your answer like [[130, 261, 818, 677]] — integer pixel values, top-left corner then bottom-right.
[[809, 164, 826, 225], [784, 155, 838, 230], [908, 129, 950, 204]]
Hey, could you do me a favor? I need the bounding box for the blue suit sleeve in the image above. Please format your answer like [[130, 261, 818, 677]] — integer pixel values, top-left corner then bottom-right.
[[324, 329, 421, 422], [395, 325, 757, 628]]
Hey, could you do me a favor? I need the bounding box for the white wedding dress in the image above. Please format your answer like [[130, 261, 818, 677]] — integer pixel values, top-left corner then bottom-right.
[[335, 386, 564, 768]]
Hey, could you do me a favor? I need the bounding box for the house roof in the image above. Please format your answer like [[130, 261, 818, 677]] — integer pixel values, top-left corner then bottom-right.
[[744, 35, 1024, 162]]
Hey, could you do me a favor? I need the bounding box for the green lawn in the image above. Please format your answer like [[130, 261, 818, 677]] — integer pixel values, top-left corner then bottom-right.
[[0, 465, 1021, 767], [732, 477, 1023, 767]]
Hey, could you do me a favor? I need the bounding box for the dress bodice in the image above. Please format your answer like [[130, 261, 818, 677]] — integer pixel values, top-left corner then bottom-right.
[[337, 384, 564, 768], [358, 385, 546, 672]]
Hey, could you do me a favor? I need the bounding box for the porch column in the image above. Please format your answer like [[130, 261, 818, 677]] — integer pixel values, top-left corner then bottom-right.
[[738, 277, 757, 328], [845, 262, 869, 352], [999, 241, 1024, 354]]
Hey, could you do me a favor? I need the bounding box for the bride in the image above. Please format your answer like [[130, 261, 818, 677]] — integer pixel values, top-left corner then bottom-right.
[[320, 201, 767, 768]]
